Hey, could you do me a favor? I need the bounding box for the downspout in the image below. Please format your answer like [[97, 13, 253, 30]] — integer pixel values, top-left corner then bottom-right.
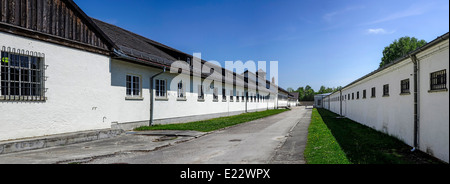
[[410, 54, 419, 151], [339, 90, 342, 116], [149, 67, 166, 126]]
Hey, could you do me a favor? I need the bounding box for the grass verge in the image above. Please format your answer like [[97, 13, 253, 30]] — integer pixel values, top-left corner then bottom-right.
[[305, 108, 444, 164], [134, 109, 290, 132], [304, 108, 350, 164]]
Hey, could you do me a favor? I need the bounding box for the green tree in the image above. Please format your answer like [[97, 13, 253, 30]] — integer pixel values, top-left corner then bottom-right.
[[380, 36, 427, 68], [318, 86, 327, 94], [304, 85, 315, 101], [297, 87, 305, 101]]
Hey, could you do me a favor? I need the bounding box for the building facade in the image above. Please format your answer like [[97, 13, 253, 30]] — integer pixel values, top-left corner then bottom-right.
[[0, 0, 287, 141], [321, 32, 449, 163]]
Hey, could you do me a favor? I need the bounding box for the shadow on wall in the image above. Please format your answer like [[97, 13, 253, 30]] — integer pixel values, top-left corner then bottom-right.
[[316, 108, 444, 164]]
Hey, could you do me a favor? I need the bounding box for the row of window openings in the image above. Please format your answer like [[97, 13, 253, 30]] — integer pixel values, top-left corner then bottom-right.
[[330, 69, 446, 101], [126, 75, 269, 102]]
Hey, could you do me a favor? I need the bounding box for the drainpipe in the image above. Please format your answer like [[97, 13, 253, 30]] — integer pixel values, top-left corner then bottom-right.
[[410, 55, 419, 151], [149, 67, 166, 126], [339, 90, 342, 116]]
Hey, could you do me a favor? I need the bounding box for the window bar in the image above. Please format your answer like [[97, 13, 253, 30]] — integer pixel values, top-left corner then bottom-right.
[[7, 51, 11, 101], [41, 56, 45, 101]]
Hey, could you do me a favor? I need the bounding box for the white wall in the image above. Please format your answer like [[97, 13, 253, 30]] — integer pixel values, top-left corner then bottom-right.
[[321, 38, 449, 163], [110, 59, 278, 126], [417, 40, 449, 162], [0, 32, 112, 141]]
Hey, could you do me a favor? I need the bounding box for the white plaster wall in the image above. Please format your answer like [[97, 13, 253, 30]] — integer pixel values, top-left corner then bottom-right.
[[339, 60, 415, 146], [417, 40, 449, 163], [0, 32, 112, 141], [110, 59, 275, 126], [321, 39, 449, 162]]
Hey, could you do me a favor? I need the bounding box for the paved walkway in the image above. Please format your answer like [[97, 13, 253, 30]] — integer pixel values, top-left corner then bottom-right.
[[0, 107, 311, 164]]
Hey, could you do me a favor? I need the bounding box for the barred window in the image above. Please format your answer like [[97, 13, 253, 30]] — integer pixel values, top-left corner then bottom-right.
[[430, 70, 446, 90], [383, 84, 389, 96], [401, 79, 410, 94], [1, 50, 45, 101]]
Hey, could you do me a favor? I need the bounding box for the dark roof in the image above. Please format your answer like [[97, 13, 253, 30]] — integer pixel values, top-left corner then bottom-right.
[[92, 17, 290, 94], [92, 18, 177, 66], [289, 92, 299, 99]]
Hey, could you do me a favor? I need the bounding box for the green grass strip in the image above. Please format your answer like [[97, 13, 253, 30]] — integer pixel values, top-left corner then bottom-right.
[[135, 109, 290, 132], [304, 108, 351, 164], [305, 108, 443, 164]]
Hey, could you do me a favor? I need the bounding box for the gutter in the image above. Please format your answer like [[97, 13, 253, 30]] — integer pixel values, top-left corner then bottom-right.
[[410, 55, 419, 150]]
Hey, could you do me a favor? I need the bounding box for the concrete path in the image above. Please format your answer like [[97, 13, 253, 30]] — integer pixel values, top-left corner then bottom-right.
[[89, 106, 311, 164], [0, 106, 311, 164]]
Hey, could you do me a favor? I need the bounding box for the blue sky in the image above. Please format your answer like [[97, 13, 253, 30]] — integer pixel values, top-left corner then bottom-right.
[[75, 0, 449, 91]]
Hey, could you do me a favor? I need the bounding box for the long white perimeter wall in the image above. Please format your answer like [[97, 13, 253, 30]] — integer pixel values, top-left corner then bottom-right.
[[322, 39, 449, 163]]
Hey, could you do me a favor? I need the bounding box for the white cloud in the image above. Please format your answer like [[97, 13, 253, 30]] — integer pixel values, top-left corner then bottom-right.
[[323, 5, 365, 22], [362, 2, 434, 25], [366, 28, 395, 35]]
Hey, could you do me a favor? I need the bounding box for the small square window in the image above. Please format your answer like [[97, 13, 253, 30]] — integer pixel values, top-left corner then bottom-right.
[[430, 69, 447, 90], [383, 84, 389, 96], [401, 79, 410, 94]]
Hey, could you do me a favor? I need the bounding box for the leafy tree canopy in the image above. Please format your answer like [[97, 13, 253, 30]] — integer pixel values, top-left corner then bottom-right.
[[380, 36, 427, 68]]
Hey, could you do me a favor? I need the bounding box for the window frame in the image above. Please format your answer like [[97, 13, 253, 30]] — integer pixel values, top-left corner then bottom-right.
[[154, 78, 167, 99], [383, 84, 389, 97], [213, 87, 218, 102], [177, 80, 186, 100], [1, 50, 46, 101], [126, 74, 142, 99], [222, 88, 227, 101], [400, 79, 410, 94], [198, 84, 205, 101], [371, 87, 376, 98], [430, 69, 447, 92]]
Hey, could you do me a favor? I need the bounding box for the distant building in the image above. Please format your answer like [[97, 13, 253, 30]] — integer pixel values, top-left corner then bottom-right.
[[314, 93, 332, 108]]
